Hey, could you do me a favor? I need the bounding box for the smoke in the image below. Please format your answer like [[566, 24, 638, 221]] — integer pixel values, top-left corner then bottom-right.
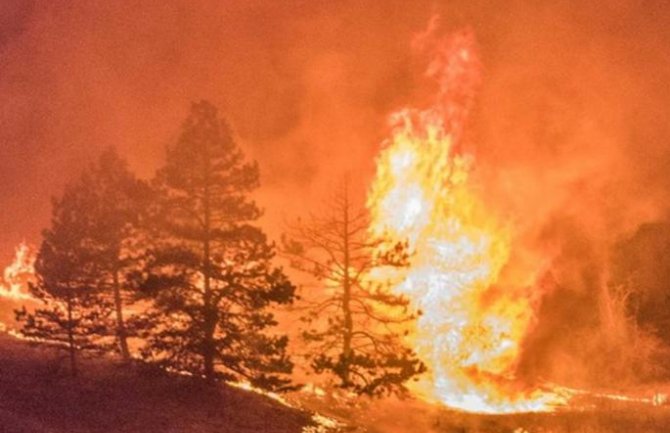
[[2, 0, 670, 385], [467, 1, 670, 385], [0, 0, 424, 262]]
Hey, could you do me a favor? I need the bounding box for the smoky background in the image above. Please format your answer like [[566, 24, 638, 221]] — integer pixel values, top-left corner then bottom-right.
[[2, 0, 670, 387]]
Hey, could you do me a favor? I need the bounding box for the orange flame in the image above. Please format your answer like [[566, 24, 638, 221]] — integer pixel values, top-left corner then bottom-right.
[[366, 27, 564, 413], [0, 242, 36, 301]]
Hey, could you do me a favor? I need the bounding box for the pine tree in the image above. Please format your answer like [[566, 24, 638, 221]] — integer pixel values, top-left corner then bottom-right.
[[282, 183, 425, 396], [140, 100, 295, 389], [16, 185, 112, 376], [73, 148, 149, 361]]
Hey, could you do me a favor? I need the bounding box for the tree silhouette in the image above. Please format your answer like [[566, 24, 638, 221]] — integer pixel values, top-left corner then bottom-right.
[[16, 182, 112, 376], [74, 148, 149, 361], [140, 100, 295, 389], [282, 182, 424, 396]]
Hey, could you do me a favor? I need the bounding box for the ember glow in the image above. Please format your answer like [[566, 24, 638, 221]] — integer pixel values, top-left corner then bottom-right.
[[367, 28, 564, 413]]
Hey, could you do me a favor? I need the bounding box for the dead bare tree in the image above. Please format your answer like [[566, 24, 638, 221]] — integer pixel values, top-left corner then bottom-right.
[[282, 181, 424, 396]]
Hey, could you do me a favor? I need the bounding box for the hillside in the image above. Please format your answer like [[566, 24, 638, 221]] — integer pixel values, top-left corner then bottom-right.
[[0, 334, 313, 433]]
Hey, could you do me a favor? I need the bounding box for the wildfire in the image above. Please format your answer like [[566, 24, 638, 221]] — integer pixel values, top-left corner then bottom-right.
[[0, 242, 36, 302], [366, 27, 564, 413]]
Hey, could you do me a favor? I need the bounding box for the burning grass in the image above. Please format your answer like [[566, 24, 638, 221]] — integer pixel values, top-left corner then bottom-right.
[[2, 267, 670, 433], [295, 390, 670, 433], [429, 406, 670, 433]]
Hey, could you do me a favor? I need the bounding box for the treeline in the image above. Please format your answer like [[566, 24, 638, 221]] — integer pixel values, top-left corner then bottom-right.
[[16, 100, 424, 396]]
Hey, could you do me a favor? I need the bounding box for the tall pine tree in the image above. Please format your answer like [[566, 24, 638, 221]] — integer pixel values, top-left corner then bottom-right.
[[141, 100, 295, 389], [73, 148, 149, 361]]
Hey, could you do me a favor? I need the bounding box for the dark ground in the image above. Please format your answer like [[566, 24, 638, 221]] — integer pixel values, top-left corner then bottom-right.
[[2, 332, 670, 433], [0, 334, 312, 433]]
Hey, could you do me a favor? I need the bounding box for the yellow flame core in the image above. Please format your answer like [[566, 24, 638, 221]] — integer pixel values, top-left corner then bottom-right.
[[0, 242, 35, 301], [366, 33, 563, 413]]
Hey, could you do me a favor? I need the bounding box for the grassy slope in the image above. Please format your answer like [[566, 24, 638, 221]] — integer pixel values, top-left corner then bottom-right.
[[0, 334, 311, 433]]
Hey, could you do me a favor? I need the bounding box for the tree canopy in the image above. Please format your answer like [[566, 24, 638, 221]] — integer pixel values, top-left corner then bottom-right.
[[140, 100, 296, 389]]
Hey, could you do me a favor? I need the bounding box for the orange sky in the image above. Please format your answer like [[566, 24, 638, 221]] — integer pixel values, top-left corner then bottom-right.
[[2, 0, 670, 267]]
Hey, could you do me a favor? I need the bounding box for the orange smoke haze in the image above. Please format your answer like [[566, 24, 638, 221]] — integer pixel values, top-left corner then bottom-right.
[[2, 0, 670, 390]]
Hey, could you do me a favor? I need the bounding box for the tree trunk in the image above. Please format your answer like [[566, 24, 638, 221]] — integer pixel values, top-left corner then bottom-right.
[[202, 149, 216, 383], [66, 292, 77, 377], [203, 235, 216, 382], [112, 268, 130, 361], [341, 187, 353, 386]]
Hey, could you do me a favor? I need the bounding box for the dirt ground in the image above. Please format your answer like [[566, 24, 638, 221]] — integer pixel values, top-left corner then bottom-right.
[[0, 334, 311, 433], [2, 332, 670, 433]]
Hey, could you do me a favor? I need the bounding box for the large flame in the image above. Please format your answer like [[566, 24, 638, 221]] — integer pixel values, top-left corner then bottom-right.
[[366, 27, 563, 413]]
